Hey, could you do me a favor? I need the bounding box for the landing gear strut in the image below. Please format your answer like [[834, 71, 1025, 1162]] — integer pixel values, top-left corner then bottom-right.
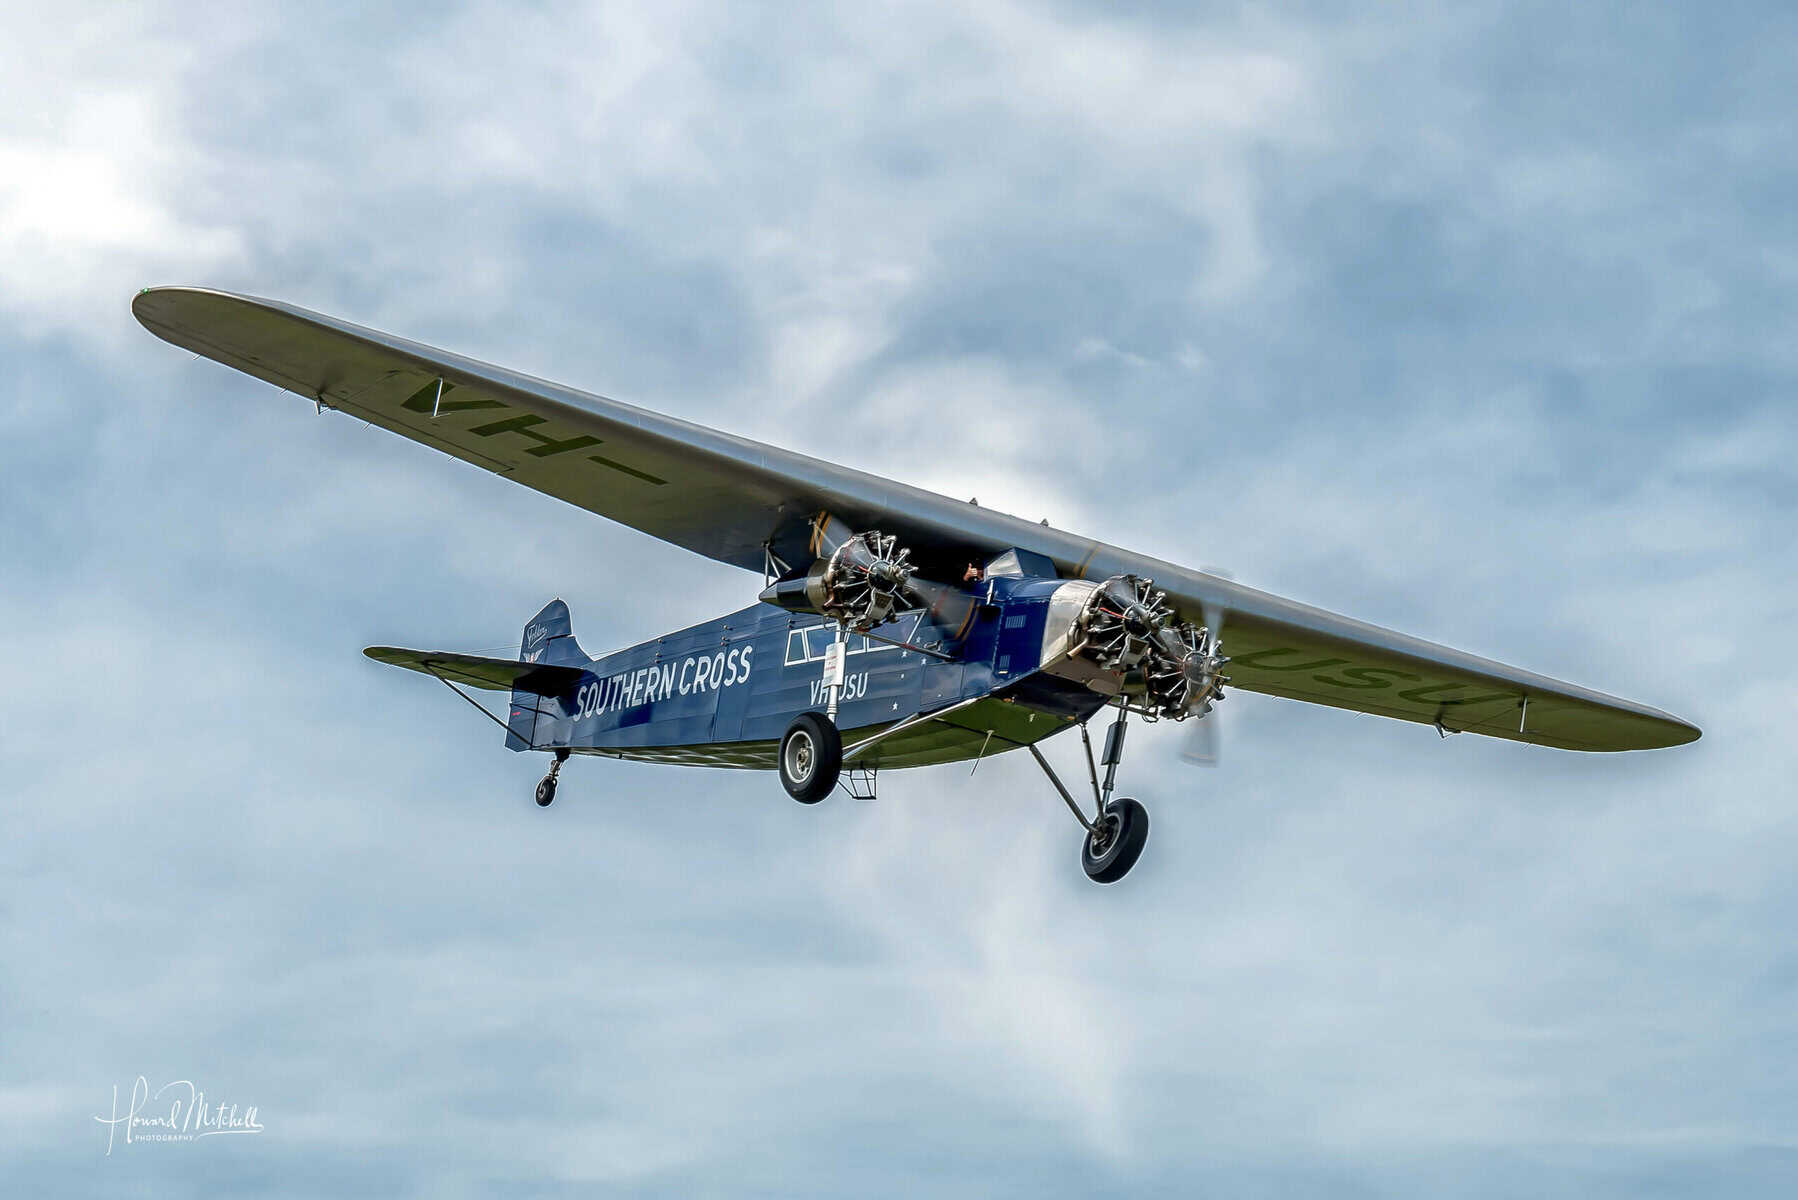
[[535, 748, 569, 807], [1029, 702, 1151, 884], [779, 620, 851, 805]]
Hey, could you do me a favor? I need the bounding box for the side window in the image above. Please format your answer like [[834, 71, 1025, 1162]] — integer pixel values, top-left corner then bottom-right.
[[785, 629, 809, 666], [804, 627, 834, 659]]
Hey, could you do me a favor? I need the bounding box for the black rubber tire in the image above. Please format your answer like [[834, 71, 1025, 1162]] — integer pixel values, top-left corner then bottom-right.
[[779, 712, 842, 804], [1081, 797, 1149, 883], [535, 776, 557, 807]]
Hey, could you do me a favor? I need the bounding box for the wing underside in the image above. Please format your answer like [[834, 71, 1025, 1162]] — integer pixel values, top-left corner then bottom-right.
[[139, 287, 1699, 753]]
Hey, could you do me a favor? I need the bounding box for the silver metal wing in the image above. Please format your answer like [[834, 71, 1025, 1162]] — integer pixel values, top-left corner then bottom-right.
[[135, 287, 1701, 753]]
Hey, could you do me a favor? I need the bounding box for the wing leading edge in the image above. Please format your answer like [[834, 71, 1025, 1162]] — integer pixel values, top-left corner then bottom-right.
[[137, 287, 1700, 753]]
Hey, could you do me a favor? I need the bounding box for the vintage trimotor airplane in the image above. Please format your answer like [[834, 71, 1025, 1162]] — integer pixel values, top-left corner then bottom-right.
[[134, 287, 1701, 883]]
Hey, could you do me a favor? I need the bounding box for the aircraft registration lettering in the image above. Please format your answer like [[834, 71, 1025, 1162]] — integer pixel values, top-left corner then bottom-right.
[[1311, 666, 1422, 690], [467, 413, 604, 458], [810, 672, 869, 707], [1234, 647, 1517, 709], [395, 382, 668, 484], [1395, 682, 1514, 707], [400, 380, 503, 415], [572, 645, 754, 720], [1229, 649, 1351, 673]]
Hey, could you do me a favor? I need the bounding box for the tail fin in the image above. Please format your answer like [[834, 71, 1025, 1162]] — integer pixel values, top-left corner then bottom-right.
[[509, 599, 587, 750], [518, 599, 587, 666]]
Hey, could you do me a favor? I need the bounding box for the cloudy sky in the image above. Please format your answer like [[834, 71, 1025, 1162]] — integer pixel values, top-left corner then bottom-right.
[[4, 1, 1794, 1194]]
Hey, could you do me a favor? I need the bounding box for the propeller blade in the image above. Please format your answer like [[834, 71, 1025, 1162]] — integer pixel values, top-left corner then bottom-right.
[[1181, 566, 1233, 767], [1198, 565, 1232, 649], [904, 574, 979, 641], [1180, 708, 1222, 766], [809, 512, 857, 559]]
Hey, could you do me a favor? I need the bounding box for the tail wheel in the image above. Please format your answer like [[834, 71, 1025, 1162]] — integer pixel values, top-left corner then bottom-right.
[[535, 750, 567, 807], [780, 712, 842, 804], [1081, 797, 1149, 883]]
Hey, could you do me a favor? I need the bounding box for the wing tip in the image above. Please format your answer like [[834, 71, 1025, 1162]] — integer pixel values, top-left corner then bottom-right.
[[131, 284, 272, 337], [1661, 715, 1703, 748], [1603, 706, 1703, 751], [133, 284, 217, 339], [1604, 708, 1702, 751]]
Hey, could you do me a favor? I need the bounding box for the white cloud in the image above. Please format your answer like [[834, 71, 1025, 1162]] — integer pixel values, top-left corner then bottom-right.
[[0, 9, 246, 342]]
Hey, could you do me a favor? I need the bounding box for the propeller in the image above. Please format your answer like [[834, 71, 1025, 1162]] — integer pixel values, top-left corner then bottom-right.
[[1179, 569, 1233, 767], [825, 514, 980, 638], [763, 516, 978, 639], [897, 572, 979, 641]]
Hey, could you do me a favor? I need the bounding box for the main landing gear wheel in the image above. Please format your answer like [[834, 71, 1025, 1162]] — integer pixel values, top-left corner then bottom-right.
[[780, 712, 842, 804], [1081, 797, 1149, 884], [536, 749, 569, 807], [1028, 705, 1154, 884]]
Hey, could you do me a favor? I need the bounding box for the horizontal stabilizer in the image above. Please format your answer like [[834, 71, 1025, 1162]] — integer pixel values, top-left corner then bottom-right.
[[364, 646, 584, 694]]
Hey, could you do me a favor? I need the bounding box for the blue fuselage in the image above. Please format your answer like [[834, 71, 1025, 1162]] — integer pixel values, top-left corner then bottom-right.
[[508, 575, 1108, 768]]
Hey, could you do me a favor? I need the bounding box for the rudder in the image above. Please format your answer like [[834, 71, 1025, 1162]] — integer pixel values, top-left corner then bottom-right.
[[508, 599, 587, 750], [518, 599, 587, 666]]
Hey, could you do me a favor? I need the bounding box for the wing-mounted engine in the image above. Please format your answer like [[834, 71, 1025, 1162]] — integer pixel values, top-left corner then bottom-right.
[[1074, 574, 1172, 672], [811, 530, 915, 630], [1047, 574, 1229, 719]]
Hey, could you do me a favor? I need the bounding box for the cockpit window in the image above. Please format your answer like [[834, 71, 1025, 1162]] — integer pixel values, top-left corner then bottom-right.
[[788, 623, 906, 664]]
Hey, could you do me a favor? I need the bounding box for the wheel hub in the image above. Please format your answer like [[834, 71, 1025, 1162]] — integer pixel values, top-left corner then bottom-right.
[[787, 732, 814, 782], [1088, 812, 1119, 855]]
